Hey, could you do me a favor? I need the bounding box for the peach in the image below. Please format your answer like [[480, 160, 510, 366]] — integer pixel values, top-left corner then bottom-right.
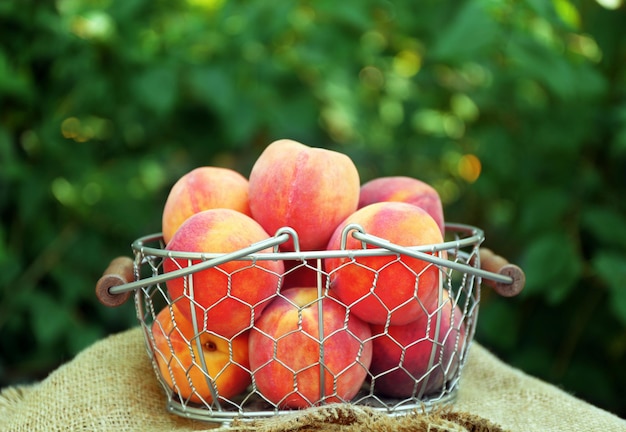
[[249, 287, 373, 408], [248, 139, 360, 251], [162, 166, 251, 244], [368, 290, 466, 398], [163, 208, 284, 338], [324, 201, 444, 326], [358, 176, 445, 235], [150, 304, 251, 405], [281, 260, 323, 290]]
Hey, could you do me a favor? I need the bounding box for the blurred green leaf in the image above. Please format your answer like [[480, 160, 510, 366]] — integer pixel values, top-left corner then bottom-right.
[[133, 66, 178, 116], [66, 321, 104, 356], [315, 0, 373, 30], [474, 297, 521, 351], [188, 66, 236, 115], [0, 51, 33, 102], [518, 188, 571, 237], [582, 206, 626, 250], [30, 292, 72, 347], [592, 252, 626, 326], [108, 0, 147, 20], [508, 37, 576, 100], [521, 232, 583, 304], [431, 1, 498, 62], [524, 0, 558, 20], [0, 127, 19, 178]]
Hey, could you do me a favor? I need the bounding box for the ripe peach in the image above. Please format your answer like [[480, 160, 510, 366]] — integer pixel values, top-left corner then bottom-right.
[[324, 201, 444, 326], [281, 260, 323, 290], [249, 287, 373, 408], [358, 176, 445, 235], [162, 166, 251, 244], [248, 139, 360, 251], [151, 304, 251, 405], [369, 290, 466, 398], [163, 208, 284, 338]]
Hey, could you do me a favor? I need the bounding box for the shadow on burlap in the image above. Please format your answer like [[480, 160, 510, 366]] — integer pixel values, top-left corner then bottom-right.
[[1, 327, 624, 432]]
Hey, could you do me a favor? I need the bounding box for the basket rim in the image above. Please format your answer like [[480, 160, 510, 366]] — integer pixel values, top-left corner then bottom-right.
[[131, 222, 484, 262], [105, 222, 493, 296]]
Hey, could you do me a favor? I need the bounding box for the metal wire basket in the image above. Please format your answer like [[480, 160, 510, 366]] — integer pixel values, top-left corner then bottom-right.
[[96, 222, 524, 426]]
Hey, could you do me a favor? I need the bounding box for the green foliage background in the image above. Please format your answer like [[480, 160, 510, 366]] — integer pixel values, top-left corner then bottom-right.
[[1, 0, 625, 417]]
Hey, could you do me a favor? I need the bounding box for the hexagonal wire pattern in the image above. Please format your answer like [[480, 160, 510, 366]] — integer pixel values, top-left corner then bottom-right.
[[129, 223, 486, 425]]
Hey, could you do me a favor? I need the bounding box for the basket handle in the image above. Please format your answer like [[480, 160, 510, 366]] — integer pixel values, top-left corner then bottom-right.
[[478, 248, 525, 297], [95, 231, 295, 308], [349, 229, 525, 297], [95, 256, 134, 307], [94, 244, 526, 307]]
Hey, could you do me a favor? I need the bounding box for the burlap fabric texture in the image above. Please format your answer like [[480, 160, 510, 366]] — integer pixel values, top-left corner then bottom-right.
[[1, 327, 624, 432]]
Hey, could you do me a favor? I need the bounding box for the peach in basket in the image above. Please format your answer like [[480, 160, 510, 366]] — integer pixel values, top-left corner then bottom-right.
[[162, 208, 284, 339], [150, 303, 251, 405]]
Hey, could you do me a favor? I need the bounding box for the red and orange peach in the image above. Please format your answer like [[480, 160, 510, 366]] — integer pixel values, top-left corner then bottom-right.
[[162, 166, 251, 244], [325, 201, 444, 326], [281, 260, 323, 290], [358, 176, 445, 235], [151, 304, 251, 404], [163, 208, 284, 338], [248, 139, 360, 251], [368, 290, 466, 397], [249, 287, 372, 408]]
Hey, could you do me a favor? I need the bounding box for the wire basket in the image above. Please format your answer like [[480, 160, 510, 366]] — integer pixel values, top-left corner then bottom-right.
[[96, 222, 525, 426]]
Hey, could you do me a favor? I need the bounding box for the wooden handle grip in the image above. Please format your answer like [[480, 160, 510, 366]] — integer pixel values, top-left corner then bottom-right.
[[479, 248, 525, 297], [95, 256, 134, 307]]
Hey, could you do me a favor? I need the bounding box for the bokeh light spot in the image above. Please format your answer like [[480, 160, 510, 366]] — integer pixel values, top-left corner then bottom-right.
[[567, 33, 602, 62], [594, 0, 622, 8], [140, 160, 167, 193], [70, 11, 114, 41], [82, 182, 102, 205], [61, 117, 81, 140], [451, 93, 479, 122], [393, 50, 422, 78], [443, 115, 465, 139], [458, 154, 482, 183], [51, 178, 77, 206], [359, 66, 385, 90], [435, 179, 461, 205], [360, 31, 387, 52], [61, 116, 110, 142], [379, 98, 404, 126], [552, 0, 580, 29], [412, 109, 443, 135], [186, 0, 224, 11], [21, 130, 40, 155]]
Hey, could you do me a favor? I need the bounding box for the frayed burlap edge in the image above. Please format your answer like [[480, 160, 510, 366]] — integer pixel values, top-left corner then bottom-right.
[[0, 385, 33, 414], [229, 403, 508, 432]]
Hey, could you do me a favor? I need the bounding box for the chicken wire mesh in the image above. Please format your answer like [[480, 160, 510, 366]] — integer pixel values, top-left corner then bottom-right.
[[130, 223, 485, 424]]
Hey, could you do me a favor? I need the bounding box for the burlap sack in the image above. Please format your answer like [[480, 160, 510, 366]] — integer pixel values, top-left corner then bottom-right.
[[1, 327, 624, 432]]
